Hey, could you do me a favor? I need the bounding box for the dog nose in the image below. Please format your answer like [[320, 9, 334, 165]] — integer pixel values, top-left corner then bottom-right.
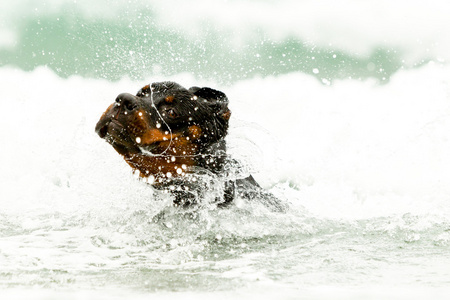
[[116, 93, 138, 112]]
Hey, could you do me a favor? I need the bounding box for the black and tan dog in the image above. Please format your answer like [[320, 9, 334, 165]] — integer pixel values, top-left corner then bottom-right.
[[95, 81, 284, 210]]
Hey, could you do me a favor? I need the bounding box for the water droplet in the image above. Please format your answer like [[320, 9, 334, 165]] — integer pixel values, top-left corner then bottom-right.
[[321, 78, 331, 85]]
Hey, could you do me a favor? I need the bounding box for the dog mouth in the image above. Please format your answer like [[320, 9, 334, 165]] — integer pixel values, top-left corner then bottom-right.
[[96, 119, 142, 154], [97, 122, 109, 139], [96, 119, 170, 156]]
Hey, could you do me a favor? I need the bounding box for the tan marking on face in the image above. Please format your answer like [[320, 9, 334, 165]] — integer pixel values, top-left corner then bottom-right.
[[108, 107, 203, 181], [123, 135, 199, 181], [188, 125, 202, 140], [165, 95, 174, 103], [139, 128, 182, 145], [222, 110, 231, 120], [99, 103, 115, 119], [122, 109, 150, 137]]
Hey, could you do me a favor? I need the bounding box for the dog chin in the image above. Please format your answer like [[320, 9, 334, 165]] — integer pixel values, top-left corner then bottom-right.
[[103, 129, 141, 156]]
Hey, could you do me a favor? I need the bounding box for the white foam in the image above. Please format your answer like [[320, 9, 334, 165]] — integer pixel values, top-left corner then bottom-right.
[[226, 62, 450, 219], [2, 64, 450, 221]]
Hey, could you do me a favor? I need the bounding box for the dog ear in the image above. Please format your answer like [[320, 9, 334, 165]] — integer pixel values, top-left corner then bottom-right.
[[189, 87, 231, 121], [189, 87, 228, 103]]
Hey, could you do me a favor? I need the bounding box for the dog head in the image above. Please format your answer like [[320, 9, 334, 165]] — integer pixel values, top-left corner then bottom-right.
[[95, 81, 231, 182]]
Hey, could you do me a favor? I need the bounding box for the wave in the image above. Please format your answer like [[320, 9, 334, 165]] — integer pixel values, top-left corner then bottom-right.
[[1, 1, 449, 83]]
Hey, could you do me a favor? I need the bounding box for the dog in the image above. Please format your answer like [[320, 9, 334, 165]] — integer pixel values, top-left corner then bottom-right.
[[95, 81, 285, 211]]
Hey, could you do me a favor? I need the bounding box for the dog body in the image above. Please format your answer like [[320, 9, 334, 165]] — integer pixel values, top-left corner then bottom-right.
[[95, 81, 283, 210]]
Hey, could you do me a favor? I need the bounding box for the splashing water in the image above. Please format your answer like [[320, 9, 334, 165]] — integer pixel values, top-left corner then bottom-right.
[[2, 1, 450, 299], [1, 62, 450, 299]]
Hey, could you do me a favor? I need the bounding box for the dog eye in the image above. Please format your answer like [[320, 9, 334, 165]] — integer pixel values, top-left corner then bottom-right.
[[166, 108, 178, 118]]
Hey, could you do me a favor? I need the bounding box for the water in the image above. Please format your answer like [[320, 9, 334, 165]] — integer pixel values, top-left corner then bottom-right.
[[2, 1, 450, 299]]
